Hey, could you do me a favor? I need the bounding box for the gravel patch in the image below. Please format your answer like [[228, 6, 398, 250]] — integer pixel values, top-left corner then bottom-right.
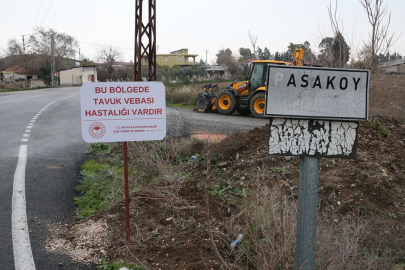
[[166, 106, 269, 136]]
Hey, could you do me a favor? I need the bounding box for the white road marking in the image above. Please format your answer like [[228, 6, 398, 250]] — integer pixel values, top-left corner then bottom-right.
[[12, 93, 79, 270], [12, 145, 35, 269], [0, 95, 41, 104]]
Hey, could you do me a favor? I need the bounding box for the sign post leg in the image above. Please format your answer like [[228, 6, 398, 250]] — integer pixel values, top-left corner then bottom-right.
[[123, 142, 130, 245], [295, 156, 320, 270]]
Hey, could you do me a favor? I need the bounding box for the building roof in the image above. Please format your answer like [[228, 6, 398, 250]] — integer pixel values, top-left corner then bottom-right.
[[205, 65, 229, 72], [111, 62, 134, 66], [5, 65, 28, 74], [158, 53, 199, 57], [379, 59, 405, 67]]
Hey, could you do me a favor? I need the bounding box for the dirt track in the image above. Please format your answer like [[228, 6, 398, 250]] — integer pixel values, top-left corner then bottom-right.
[[166, 106, 269, 139]]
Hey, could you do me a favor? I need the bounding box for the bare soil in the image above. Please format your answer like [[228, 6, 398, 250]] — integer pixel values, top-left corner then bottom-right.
[[46, 114, 405, 269]]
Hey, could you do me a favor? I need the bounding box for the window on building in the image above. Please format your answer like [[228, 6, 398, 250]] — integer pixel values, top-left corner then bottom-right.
[[164, 56, 168, 62], [145, 57, 148, 62], [178, 56, 182, 62]]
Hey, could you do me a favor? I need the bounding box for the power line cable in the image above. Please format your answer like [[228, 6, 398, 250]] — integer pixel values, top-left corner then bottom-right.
[[48, 0, 63, 26], [78, 40, 134, 50], [39, 0, 54, 26], [32, 0, 45, 29], [78, 40, 209, 56]]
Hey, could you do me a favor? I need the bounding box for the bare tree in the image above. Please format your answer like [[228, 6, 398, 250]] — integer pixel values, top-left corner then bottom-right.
[[96, 45, 123, 81], [249, 31, 258, 59], [28, 26, 78, 71], [5, 38, 37, 79], [6, 39, 25, 56], [359, 0, 398, 69], [327, 0, 351, 68]]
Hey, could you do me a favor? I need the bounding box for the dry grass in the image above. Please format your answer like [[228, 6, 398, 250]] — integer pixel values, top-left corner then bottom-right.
[[369, 74, 405, 123], [124, 138, 403, 270], [224, 177, 400, 270]]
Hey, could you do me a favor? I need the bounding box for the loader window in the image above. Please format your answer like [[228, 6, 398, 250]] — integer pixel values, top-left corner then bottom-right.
[[250, 63, 264, 91]]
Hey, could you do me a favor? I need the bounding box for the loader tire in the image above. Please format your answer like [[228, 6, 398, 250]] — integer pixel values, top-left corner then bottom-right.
[[236, 107, 250, 115], [215, 91, 237, 115], [250, 92, 266, 118]]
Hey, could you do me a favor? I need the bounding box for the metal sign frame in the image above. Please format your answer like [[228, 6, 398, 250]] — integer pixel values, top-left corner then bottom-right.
[[264, 65, 370, 121]]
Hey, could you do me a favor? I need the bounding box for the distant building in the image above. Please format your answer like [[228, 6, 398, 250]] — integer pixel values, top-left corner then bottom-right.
[[111, 61, 134, 68], [205, 65, 229, 78], [0, 65, 38, 83], [59, 65, 97, 87], [141, 48, 198, 68], [379, 59, 405, 73]]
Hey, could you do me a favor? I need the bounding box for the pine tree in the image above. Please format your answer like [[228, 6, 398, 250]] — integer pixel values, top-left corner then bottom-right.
[[332, 32, 350, 67]]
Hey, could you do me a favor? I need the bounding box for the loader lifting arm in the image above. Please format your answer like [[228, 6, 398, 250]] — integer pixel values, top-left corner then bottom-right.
[[293, 48, 305, 66]]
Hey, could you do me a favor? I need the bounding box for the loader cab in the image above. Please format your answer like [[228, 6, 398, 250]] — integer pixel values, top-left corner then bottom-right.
[[247, 61, 289, 92], [249, 63, 266, 92], [245, 62, 266, 92]]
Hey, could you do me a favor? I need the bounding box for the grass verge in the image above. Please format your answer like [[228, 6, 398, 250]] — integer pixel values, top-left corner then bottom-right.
[[0, 86, 49, 93]]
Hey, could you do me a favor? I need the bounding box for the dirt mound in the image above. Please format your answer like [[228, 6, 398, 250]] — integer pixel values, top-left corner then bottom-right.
[[48, 115, 405, 269], [212, 115, 405, 214]]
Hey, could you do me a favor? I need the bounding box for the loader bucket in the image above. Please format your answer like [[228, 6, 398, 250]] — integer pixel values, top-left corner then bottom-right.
[[193, 84, 219, 113], [194, 93, 213, 112]]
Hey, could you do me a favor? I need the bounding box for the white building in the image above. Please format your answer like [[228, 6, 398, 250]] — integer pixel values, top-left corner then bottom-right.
[[59, 65, 97, 87], [0, 65, 38, 83]]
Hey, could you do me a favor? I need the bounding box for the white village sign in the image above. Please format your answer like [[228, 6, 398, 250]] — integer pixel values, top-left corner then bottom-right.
[[265, 65, 369, 158], [265, 65, 369, 121], [80, 82, 166, 143]]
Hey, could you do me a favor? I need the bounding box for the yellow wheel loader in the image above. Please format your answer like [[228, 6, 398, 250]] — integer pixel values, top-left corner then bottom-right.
[[195, 48, 304, 118]]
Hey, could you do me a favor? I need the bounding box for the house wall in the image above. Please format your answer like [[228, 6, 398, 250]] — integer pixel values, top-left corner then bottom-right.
[[1, 72, 14, 82], [155, 55, 198, 67], [0, 72, 38, 82], [81, 66, 97, 83], [60, 66, 97, 87], [29, 80, 46, 88], [141, 48, 198, 67], [60, 68, 82, 87]]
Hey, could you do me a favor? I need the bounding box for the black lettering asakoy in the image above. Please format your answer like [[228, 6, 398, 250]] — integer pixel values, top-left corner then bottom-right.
[[285, 73, 361, 91]]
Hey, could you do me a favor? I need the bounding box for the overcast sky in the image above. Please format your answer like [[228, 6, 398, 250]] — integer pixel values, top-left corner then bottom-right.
[[1, 0, 404, 64]]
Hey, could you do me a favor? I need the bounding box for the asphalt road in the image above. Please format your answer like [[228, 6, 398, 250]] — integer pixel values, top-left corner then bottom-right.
[[0, 88, 96, 270], [0, 87, 269, 270]]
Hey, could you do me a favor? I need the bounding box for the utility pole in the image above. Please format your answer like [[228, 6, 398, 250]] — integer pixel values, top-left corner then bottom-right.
[[134, 0, 156, 81], [22, 35, 27, 85], [21, 35, 26, 52], [51, 33, 55, 87], [206, 50, 208, 66], [79, 48, 81, 61]]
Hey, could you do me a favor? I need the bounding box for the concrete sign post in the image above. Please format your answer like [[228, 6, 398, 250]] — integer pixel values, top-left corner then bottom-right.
[[81, 81, 166, 143], [265, 65, 369, 270]]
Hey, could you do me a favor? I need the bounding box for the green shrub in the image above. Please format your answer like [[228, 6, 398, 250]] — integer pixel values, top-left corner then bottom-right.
[[85, 142, 114, 155], [74, 160, 113, 219], [367, 120, 390, 137]]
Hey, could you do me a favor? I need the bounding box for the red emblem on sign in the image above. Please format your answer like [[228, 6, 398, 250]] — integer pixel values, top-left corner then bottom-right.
[[89, 122, 106, 139]]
